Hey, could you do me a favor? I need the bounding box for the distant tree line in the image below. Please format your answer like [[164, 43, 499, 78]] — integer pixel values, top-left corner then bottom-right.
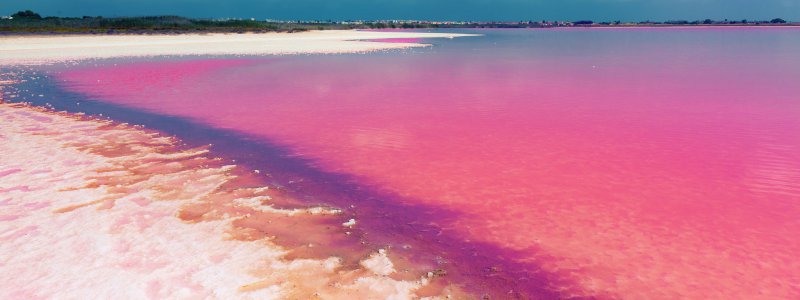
[[10, 10, 42, 19], [0, 10, 795, 34], [660, 18, 787, 25], [1, 11, 315, 33]]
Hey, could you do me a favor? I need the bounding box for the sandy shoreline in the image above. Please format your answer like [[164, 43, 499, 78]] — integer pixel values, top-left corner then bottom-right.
[[0, 102, 457, 299], [0, 30, 477, 65]]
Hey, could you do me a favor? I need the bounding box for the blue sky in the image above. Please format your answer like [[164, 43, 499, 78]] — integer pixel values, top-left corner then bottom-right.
[[3, 0, 799, 21]]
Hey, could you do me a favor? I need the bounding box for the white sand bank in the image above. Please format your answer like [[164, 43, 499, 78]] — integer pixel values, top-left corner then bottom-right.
[[0, 102, 450, 299], [0, 30, 477, 65]]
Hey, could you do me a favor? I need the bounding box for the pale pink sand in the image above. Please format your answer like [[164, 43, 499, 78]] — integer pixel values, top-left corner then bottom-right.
[[0, 102, 447, 299], [0, 30, 477, 65]]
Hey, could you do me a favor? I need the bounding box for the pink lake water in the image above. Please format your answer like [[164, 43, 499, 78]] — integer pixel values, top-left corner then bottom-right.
[[15, 28, 800, 298]]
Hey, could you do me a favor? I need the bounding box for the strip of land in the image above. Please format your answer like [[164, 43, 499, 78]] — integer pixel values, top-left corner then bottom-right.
[[1, 11, 796, 33], [0, 30, 477, 65]]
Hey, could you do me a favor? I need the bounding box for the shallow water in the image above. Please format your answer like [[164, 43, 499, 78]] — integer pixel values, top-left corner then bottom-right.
[[8, 28, 800, 298]]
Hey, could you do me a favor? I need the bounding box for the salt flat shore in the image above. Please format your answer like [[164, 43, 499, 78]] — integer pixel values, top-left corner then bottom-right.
[[0, 31, 475, 298], [0, 30, 477, 65], [0, 102, 457, 299]]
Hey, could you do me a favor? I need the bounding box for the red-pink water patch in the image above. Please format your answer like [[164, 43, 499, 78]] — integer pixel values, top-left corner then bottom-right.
[[56, 28, 800, 299]]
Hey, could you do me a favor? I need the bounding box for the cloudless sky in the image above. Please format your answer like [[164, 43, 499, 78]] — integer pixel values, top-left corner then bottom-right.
[[2, 0, 799, 22]]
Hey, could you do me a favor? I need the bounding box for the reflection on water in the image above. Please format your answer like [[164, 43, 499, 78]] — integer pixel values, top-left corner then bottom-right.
[[11, 28, 800, 298]]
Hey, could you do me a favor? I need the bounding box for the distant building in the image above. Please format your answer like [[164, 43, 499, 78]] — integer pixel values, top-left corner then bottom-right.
[[1, 16, 13, 20]]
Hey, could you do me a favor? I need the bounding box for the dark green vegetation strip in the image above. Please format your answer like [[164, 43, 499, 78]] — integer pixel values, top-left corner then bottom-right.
[[1, 10, 795, 35]]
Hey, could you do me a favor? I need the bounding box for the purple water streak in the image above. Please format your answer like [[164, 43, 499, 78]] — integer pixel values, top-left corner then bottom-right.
[[57, 28, 800, 298]]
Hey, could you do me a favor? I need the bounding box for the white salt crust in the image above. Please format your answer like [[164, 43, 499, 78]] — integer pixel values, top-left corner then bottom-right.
[[0, 30, 478, 65], [0, 103, 443, 299]]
